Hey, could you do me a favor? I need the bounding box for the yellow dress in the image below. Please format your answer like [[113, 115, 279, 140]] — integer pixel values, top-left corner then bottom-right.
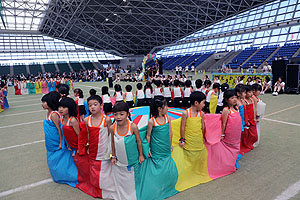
[[69, 80, 73, 91], [35, 81, 42, 94], [171, 117, 212, 191]]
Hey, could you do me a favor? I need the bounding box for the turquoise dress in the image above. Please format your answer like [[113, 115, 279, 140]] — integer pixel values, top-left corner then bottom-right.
[[137, 116, 178, 200], [28, 82, 36, 94]]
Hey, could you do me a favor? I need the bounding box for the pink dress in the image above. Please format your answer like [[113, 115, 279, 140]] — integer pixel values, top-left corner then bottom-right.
[[205, 109, 242, 179], [42, 81, 49, 94]]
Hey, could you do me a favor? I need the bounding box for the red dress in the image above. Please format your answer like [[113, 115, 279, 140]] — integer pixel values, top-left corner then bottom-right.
[[14, 83, 22, 95], [240, 98, 258, 154]]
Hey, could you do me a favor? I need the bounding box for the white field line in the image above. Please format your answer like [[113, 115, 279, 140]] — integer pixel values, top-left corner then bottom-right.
[[0, 120, 43, 129], [0, 179, 53, 198], [10, 103, 41, 108], [264, 104, 300, 117], [6, 95, 43, 101], [274, 179, 300, 200], [0, 110, 45, 118], [262, 118, 300, 127], [0, 140, 45, 151], [9, 99, 41, 104]]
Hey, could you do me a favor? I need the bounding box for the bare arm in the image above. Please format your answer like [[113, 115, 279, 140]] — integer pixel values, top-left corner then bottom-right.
[[109, 125, 117, 165], [146, 119, 153, 144], [70, 117, 80, 136], [105, 117, 112, 135], [51, 113, 63, 149], [179, 111, 187, 148], [221, 108, 230, 135], [201, 111, 205, 135], [84, 117, 90, 146], [132, 124, 145, 163]]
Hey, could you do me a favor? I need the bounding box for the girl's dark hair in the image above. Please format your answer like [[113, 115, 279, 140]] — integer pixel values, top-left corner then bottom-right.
[[223, 89, 237, 110], [58, 97, 78, 117], [154, 80, 162, 87], [56, 83, 69, 92], [114, 84, 122, 92], [204, 80, 212, 87], [112, 102, 131, 121], [41, 91, 60, 111], [150, 96, 168, 118], [137, 83, 143, 90], [125, 85, 132, 92], [102, 86, 109, 95], [87, 95, 103, 104], [247, 77, 252, 81], [163, 80, 169, 87], [244, 85, 253, 92], [265, 76, 270, 82], [89, 89, 97, 96], [195, 79, 202, 88], [234, 84, 246, 96], [185, 80, 192, 87], [58, 85, 69, 98], [252, 83, 262, 91], [174, 79, 180, 87], [74, 88, 83, 98], [212, 83, 220, 89], [221, 83, 229, 92], [190, 91, 206, 105], [144, 81, 153, 93]]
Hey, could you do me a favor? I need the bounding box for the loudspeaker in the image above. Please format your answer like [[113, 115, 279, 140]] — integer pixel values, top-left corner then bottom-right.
[[286, 64, 300, 92], [272, 60, 288, 84]]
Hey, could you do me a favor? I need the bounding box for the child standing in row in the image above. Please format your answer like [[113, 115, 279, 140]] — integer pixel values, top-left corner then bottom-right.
[[102, 86, 112, 115], [136, 83, 145, 107], [173, 80, 183, 108], [114, 84, 123, 103], [163, 80, 173, 107], [183, 80, 193, 108], [124, 85, 134, 108], [74, 88, 86, 122], [110, 102, 144, 200]]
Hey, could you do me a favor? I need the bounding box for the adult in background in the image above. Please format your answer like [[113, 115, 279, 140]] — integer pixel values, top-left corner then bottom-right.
[[107, 66, 114, 88], [262, 62, 272, 73], [158, 57, 164, 75]]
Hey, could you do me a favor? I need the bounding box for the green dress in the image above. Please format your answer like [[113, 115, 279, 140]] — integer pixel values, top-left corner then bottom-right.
[[28, 82, 36, 94]]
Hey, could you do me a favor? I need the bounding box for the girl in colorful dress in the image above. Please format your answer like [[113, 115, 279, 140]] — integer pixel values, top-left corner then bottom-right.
[[110, 101, 144, 200], [84, 95, 116, 199], [42, 78, 49, 94], [41, 91, 77, 186], [2, 84, 9, 109], [28, 80, 36, 95], [171, 91, 211, 191], [21, 80, 29, 95], [141, 97, 178, 200], [240, 85, 258, 154], [35, 79, 42, 94], [48, 79, 56, 92], [14, 80, 22, 95]]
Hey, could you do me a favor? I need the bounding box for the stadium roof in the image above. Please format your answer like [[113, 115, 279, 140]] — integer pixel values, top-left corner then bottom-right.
[[1, 0, 275, 56]]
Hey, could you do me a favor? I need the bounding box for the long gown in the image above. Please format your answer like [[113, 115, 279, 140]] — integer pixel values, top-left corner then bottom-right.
[[35, 81, 42, 94], [42, 81, 49, 94], [240, 98, 258, 154], [205, 110, 242, 179], [14, 83, 22, 95], [3, 90, 9, 109], [43, 111, 78, 187], [28, 82, 36, 94], [171, 110, 212, 191], [21, 81, 28, 95], [137, 116, 178, 200], [61, 118, 102, 197]]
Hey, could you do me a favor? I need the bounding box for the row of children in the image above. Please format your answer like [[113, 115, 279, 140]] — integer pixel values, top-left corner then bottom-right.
[[0, 82, 9, 112], [41, 81, 265, 199], [13, 78, 74, 95]]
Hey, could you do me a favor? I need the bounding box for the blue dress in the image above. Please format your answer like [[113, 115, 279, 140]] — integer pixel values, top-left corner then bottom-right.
[[3, 90, 9, 109]]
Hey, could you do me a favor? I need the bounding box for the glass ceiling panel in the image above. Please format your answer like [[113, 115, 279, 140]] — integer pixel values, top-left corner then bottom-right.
[[0, 0, 50, 30]]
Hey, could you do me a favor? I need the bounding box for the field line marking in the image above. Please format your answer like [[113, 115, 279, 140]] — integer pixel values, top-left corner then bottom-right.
[[0, 140, 45, 151], [264, 104, 300, 117], [0, 179, 53, 198], [6, 95, 43, 101], [0, 120, 43, 129], [0, 110, 45, 118], [10, 103, 41, 108], [9, 99, 41, 104], [262, 118, 300, 127], [274, 179, 300, 200]]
